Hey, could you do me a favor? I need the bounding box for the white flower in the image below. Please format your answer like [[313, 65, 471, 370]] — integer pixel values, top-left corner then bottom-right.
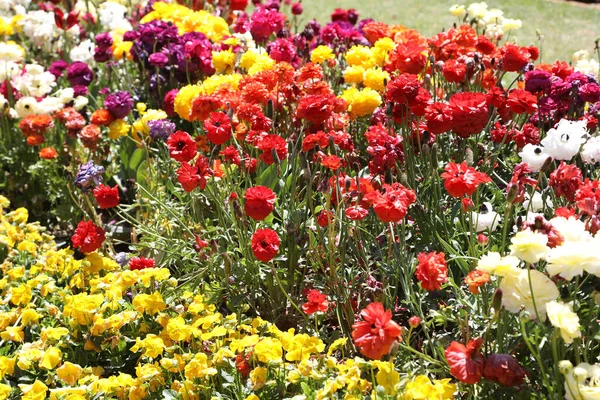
[[523, 191, 552, 213], [73, 96, 89, 111], [0, 42, 24, 62], [56, 88, 75, 104], [540, 119, 588, 161], [519, 144, 550, 172], [572, 50, 591, 63], [510, 229, 549, 264], [0, 60, 22, 82], [550, 216, 591, 243], [546, 301, 581, 344], [477, 252, 521, 277], [70, 39, 95, 63], [470, 202, 500, 232], [574, 58, 599, 78], [545, 241, 600, 280], [499, 269, 558, 321], [564, 363, 600, 400], [467, 2, 488, 19], [449, 4, 466, 17], [98, 2, 132, 31], [37, 97, 64, 115], [502, 18, 522, 32], [14, 96, 38, 118], [581, 136, 600, 164]]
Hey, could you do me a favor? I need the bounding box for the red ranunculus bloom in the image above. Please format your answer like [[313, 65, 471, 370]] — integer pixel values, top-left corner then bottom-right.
[[449, 92, 489, 137], [71, 220, 105, 253], [129, 256, 155, 271], [415, 251, 448, 291], [302, 289, 329, 314], [386, 73, 420, 104], [371, 183, 416, 223], [442, 59, 467, 83], [296, 93, 338, 123], [244, 186, 276, 220], [93, 184, 120, 209], [549, 162, 582, 202], [167, 130, 197, 162], [204, 112, 232, 145], [251, 228, 280, 262], [575, 178, 600, 216], [345, 205, 369, 221], [501, 44, 531, 72], [351, 302, 403, 360], [316, 210, 334, 227], [39, 147, 58, 159], [440, 162, 492, 198], [483, 354, 527, 387], [256, 134, 288, 165], [321, 155, 342, 170], [444, 339, 486, 384], [506, 89, 537, 114], [176, 155, 213, 192], [424, 102, 453, 134]]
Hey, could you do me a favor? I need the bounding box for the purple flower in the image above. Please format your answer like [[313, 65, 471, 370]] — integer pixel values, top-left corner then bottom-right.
[[524, 69, 552, 93], [67, 62, 94, 87], [267, 38, 296, 63], [73, 85, 89, 97], [104, 91, 134, 119], [49, 60, 69, 78], [148, 119, 175, 141], [75, 161, 105, 191], [148, 52, 169, 68], [94, 32, 114, 63], [114, 252, 129, 266]]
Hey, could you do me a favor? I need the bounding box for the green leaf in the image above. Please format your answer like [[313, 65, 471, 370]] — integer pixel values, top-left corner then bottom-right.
[[136, 161, 149, 188], [129, 148, 145, 174]]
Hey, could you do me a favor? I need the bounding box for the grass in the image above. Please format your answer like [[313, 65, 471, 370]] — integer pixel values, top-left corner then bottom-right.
[[298, 0, 600, 64]]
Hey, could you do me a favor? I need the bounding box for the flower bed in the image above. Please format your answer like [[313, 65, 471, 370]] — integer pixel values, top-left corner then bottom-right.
[[1, 0, 600, 398]]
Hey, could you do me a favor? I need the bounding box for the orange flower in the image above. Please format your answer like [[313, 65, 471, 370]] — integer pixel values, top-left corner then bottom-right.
[[464, 270, 490, 294], [19, 114, 54, 137], [195, 134, 211, 153], [90, 109, 115, 126], [26, 134, 45, 146], [351, 302, 402, 360], [39, 147, 58, 159], [79, 124, 102, 149]]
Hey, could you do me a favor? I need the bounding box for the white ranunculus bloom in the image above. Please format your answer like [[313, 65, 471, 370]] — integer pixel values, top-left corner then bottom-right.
[[510, 229, 549, 264], [37, 97, 64, 115], [499, 269, 558, 321], [471, 202, 501, 232], [70, 39, 95, 64], [0, 42, 24, 62], [581, 136, 600, 164], [56, 88, 75, 104], [14, 96, 38, 118], [550, 216, 591, 243], [546, 301, 581, 344], [523, 191, 552, 212], [73, 96, 89, 111], [540, 119, 588, 161], [564, 363, 600, 400], [518, 144, 550, 172], [545, 241, 600, 280], [0, 60, 22, 82]]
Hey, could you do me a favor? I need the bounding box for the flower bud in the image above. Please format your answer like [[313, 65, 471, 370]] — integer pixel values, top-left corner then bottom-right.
[[477, 233, 488, 245], [558, 360, 573, 375], [519, 310, 531, 322], [573, 366, 588, 382], [461, 197, 474, 212], [408, 316, 421, 328], [491, 288, 503, 312]]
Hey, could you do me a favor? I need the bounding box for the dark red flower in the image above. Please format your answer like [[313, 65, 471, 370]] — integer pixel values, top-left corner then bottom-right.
[[424, 102, 453, 134], [129, 256, 155, 271], [244, 186, 276, 220], [351, 302, 403, 360], [316, 210, 334, 227], [385, 74, 420, 104], [256, 134, 288, 165], [442, 59, 467, 83], [440, 162, 492, 198], [251, 228, 280, 262], [501, 44, 531, 72], [71, 220, 105, 253], [549, 162, 582, 202], [371, 183, 416, 223], [575, 178, 600, 216], [296, 93, 340, 124], [483, 354, 527, 387], [444, 339, 485, 384], [167, 131, 197, 162], [449, 92, 489, 137], [93, 184, 120, 209], [204, 112, 232, 145], [415, 251, 448, 291], [345, 205, 369, 221], [302, 289, 329, 314]]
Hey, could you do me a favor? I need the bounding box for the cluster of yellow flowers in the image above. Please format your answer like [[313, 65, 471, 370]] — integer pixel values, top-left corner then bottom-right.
[[0, 197, 456, 399]]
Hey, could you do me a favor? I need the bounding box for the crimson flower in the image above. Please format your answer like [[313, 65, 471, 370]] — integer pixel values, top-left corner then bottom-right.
[[321, 155, 342, 171], [385, 73, 420, 104], [449, 92, 488, 137], [256, 134, 288, 165], [316, 210, 334, 227], [129, 257, 155, 271], [444, 338, 486, 384], [93, 184, 120, 209], [483, 354, 527, 387], [415, 251, 448, 291], [176, 156, 213, 192], [440, 162, 492, 198], [549, 162, 582, 202], [302, 289, 329, 314], [167, 130, 197, 162], [251, 228, 280, 262], [424, 102, 453, 134], [71, 221, 105, 253], [501, 44, 531, 72], [506, 89, 537, 114], [351, 302, 403, 360], [204, 112, 232, 145], [244, 186, 276, 221], [371, 183, 416, 223], [345, 205, 369, 221]]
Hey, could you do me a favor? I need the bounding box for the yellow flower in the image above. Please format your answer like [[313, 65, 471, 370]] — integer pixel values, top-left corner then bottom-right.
[[0, 326, 23, 342], [131, 334, 166, 358], [109, 119, 131, 139], [510, 229, 549, 264], [343, 65, 365, 85], [250, 366, 267, 390], [40, 327, 70, 342], [311, 45, 334, 64], [175, 85, 203, 121], [132, 292, 167, 315], [345, 45, 374, 68], [374, 361, 400, 394], [63, 293, 104, 325], [341, 87, 382, 118], [546, 301, 581, 344], [40, 347, 62, 370], [327, 337, 348, 356], [21, 309, 41, 326], [0, 383, 11, 400], [57, 362, 83, 386], [477, 252, 521, 278], [374, 37, 395, 52], [17, 240, 37, 254], [132, 109, 168, 140], [212, 49, 236, 74], [254, 337, 283, 363], [245, 395, 260, 400], [0, 357, 15, 379], [363, 68, 390, 92], [403, 375, 436, 399], [19, 380, 48, 400], [431, 378, 457, 399], [449, 4, 467, 18], [10, 284, 32, 306], [284, 334, 325, 362], [499, 269, 558, 321], [184, 353, 217, 380], [167, 316, 193, 342]]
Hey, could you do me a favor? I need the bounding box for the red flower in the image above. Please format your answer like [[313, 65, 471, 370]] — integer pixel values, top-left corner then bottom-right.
[[483, 354, 527, 387], [444, 339, 485, 384], [129, 256, 155, 271], [371, 183, 416, 223], [549, 162, 582, 202], [93, 184, 120, 209], [39, 147, 58, 159], [167, 130, 197, 162], [71, 221, 105, 253], [440, 162, 492, 198], [302, 289, 329, 314], [501, 44, 531, 72], [321, 155, 342, 170], [176, 156, 213, 192], [316, 210, 334, 227], [449, 92, 489, 137], [408, 316, 421, 328], [345, 205, 369, 221], [387, 42, 428, 74], [415, 251, 448, 291], [244, 186, 276, 220], [575, 178, 600, 216], [385, 74, 420, 104], [256, 134, 288, 165], [351, 302, 403, 360], [506, 89, 537, 114], [251, 228, 280, 262], [442, 59, 467, 83], [424, 102, 453, 134], [296, 93, 338, 123], [464, 269, 490, 294], [204, 112, 232, 145]]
